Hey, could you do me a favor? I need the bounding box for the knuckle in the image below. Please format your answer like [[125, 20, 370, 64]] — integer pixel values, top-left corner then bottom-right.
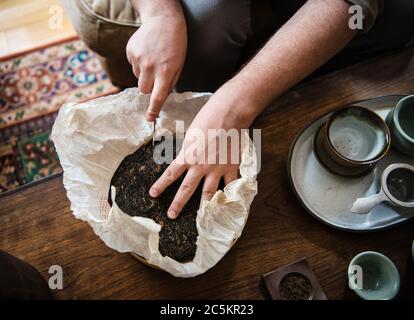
[[174, 155, 185, 166], [193, 166, 206, 175], [125, 43, 133, 56], [126, 50, 132, 62], [141, 60, 154, 70], [202, 190, 215, 198], [151, 94, 164, 106], [126, 48, 138, 61], [180, 183, 192, 195], [165, 169, 175, 181], [199, 164, 209, 171], [159, 62, 173, 75]]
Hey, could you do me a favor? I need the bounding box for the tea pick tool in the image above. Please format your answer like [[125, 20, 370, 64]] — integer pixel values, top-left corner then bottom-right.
[[152, 118, 157, 146]]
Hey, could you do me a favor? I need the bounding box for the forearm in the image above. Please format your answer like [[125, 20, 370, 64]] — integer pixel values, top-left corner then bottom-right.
[[130, 0, 184, 21], [217, 0, 357, 126]]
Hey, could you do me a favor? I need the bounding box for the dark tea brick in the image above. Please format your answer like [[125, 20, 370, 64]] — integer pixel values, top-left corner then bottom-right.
[[109, 139, 201, 263]]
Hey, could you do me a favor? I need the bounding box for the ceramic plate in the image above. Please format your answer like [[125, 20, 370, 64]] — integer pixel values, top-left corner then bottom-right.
[[288, 95, 414, 232]]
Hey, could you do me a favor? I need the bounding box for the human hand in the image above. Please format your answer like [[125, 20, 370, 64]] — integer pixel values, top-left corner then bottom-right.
[[126, 11, 187, 122], [149, 89, 254, 219]]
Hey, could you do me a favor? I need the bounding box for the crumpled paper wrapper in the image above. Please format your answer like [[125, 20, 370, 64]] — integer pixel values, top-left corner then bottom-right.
[[51, 88, 258, 277]]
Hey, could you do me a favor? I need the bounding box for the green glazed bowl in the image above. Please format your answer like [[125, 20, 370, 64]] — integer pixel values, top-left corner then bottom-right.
[[348, 251, 400, 300], [386, 95, 414, 156]]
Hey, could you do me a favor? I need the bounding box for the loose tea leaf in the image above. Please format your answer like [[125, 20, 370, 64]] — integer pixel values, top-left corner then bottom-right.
[[109, 138, 201, 263], [279, 272, 313, 300]]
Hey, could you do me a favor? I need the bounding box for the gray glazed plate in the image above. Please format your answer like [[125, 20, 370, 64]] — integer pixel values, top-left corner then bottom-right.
[[288, 95, 414, 232]]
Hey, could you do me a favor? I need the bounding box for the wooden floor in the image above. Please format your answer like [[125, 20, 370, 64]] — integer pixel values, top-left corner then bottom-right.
[[0, 0, 76, 58]]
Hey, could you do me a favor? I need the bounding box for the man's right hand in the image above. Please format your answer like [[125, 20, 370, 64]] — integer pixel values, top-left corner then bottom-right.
[[127, 0, 187, 122]]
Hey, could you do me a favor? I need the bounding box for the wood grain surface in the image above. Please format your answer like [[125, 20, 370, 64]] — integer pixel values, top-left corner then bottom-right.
[[1, 48, 414, 300], [0, 0, 76, 58]]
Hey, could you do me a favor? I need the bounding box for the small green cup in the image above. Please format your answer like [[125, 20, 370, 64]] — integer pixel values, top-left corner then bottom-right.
[[386, 95, 414, 156], [348, 251, 400, 300]]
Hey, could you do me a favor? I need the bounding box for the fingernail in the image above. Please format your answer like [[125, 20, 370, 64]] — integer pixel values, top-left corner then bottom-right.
[[149, 187, 158, 197], [167, 209, 177, 219]]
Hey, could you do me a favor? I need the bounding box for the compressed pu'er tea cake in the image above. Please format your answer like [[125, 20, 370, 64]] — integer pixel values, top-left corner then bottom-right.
[[52, 90, 257, 277], [109, 139, 202, 263]]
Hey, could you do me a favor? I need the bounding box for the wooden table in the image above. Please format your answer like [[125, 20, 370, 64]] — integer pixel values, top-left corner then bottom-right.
[[1, 48, 414, 300]]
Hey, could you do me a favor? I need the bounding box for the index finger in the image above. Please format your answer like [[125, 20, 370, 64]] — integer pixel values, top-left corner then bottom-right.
[[149, 159, 186, 198], [146, 77, 171, 122]]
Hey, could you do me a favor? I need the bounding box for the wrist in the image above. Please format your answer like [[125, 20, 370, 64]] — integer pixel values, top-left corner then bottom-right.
[[203, 86, 259, 130], [213, 82, 262, 128]]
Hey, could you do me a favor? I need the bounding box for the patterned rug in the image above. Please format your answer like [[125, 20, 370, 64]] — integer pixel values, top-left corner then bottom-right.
[[0, 37, 118, 192]]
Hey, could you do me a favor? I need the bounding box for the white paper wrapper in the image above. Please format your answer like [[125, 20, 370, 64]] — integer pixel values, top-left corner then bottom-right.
[[51, 88, 258, 277]]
